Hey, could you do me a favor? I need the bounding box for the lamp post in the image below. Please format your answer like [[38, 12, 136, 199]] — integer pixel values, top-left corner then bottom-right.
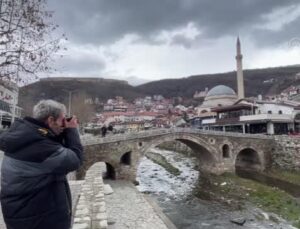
[[67, 90, 72, 117], [62, 89, 78, 117]]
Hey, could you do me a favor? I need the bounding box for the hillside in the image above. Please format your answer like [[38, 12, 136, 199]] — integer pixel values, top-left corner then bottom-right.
[[137, 65, 300, 98], [19, 65, 300, 116], [19, 77, 142, 116]]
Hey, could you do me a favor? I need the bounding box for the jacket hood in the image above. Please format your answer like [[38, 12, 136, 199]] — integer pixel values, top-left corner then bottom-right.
[[0, 118, 54, 154]]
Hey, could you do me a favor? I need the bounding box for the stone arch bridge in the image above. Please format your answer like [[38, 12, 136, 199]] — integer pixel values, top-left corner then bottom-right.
[[78, 128, 274, 181]]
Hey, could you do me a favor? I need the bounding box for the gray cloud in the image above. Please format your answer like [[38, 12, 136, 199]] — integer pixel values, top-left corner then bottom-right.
[[170, 34, 195, 48], [252, 14, 300, 48], [48, 0, 299, 47], [53, 54, 106, 76]]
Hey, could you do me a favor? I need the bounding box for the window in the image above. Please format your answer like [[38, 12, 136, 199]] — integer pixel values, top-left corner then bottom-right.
[[268, 110, 272, 114], [278, 110, 282, 114]]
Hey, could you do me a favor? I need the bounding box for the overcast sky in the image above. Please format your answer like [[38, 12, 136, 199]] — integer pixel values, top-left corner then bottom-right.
[[45, 0, 300, 85]]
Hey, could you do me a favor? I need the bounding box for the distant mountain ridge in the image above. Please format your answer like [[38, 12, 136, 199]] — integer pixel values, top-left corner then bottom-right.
[[19, 65, 300, 116], [136, 65, 300, 98], [40, 77, 128, 84]]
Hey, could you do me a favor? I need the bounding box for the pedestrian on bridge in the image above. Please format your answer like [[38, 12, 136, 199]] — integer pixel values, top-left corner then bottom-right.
[[101, 125, 107, 137], [0, 100, 83, 229]]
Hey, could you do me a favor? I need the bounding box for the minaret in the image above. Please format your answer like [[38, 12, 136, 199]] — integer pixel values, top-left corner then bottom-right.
[[236, 37, 245, 99]]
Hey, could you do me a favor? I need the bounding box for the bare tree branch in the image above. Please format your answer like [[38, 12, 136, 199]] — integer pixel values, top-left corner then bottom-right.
[[0, 0, 65, 84]]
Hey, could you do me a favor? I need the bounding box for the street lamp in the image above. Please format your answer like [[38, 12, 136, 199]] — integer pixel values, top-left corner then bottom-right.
[[62, 89, 78, 117]]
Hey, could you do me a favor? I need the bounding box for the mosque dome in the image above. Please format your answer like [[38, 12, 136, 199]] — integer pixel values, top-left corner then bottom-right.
[[198, 85, 237, 110], [206, 85, 236, 97]]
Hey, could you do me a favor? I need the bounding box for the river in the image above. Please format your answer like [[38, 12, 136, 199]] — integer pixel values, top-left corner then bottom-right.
[[137, 148, 297, 229]]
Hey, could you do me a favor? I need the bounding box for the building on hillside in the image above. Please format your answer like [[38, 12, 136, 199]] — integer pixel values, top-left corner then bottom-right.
[[281, 86, 300, 97], [193, 87, 209, 99], [153, 94, 164, 101]]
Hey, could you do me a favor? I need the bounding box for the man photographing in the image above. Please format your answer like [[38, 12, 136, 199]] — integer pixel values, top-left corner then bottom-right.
[[0, 100, 83, 229]]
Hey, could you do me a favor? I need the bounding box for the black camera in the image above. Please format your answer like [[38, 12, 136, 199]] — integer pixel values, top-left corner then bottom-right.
[[65, 116, 73, 122]]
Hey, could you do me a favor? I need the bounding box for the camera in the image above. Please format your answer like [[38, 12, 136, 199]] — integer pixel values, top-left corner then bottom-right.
[[65, 116, 73, 122]]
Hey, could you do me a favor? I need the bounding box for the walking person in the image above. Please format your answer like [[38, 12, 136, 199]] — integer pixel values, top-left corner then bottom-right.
[[0, 100, 83, 229], [101, 125, 107, 137]]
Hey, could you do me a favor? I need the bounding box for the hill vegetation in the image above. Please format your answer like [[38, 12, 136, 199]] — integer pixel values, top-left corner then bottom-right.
[[19, 65, 300, 116], [136, 65, 300, 98]]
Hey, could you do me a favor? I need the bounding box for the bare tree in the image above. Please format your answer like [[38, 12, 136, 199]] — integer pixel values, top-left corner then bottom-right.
[[71, 91, 95, 124], [0, 0, 65, 84]]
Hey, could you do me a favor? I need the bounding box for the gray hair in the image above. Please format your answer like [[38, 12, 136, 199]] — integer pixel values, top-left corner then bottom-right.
[[33, 100, 66, 121]]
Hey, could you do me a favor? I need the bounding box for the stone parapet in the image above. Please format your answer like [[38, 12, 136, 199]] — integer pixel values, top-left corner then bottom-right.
[[81, 128, 272, 146], [72, 163, 108, 229]]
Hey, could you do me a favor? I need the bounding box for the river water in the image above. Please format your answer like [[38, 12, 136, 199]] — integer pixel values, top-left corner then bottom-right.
[[137, 148, 297, 229]]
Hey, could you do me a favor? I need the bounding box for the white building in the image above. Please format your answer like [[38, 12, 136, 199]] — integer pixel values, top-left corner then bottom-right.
[[0, 80, 22, 128], [206, 99, 300, 135]]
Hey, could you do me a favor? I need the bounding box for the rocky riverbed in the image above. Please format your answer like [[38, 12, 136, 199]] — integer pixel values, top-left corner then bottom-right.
[[137, 148, 298, 229]]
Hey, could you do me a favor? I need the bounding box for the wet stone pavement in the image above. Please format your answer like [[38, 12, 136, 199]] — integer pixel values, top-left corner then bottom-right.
[[104, 180, 172, 229]]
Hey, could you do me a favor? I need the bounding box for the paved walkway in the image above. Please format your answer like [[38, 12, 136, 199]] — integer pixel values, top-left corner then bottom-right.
[[105, 180, 175, 229], [0, 203, 4, 229]]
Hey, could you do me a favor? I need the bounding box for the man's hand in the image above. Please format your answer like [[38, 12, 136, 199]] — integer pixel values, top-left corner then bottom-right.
[[64, 116, 79, 128]]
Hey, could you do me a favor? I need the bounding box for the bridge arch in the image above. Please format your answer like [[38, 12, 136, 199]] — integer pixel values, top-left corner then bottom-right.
[[235, 147, 262, 171], [120, 151, 132, 165], [104, 162, 116, 179], [139, 133, 220, 173]]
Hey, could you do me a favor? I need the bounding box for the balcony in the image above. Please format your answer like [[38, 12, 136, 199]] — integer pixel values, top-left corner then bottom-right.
[[215, 117, 240, 125], [202, 118, 216, 124], [240, 114, 293, 123]]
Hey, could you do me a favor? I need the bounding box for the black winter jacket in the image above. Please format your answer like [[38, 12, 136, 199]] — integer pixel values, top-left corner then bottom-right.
[[0, 117, 83, 229]]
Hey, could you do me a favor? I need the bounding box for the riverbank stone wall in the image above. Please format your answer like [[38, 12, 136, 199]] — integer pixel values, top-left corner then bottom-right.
[[273, 136, 300, 171], [72, 162, 108, 229]]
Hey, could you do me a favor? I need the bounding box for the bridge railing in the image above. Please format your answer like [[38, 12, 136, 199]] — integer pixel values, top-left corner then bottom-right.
[[81, 128, 273, 146]]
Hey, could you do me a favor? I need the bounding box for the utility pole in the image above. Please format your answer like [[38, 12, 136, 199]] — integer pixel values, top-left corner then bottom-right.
[[62, 89, 78, 117], [68, 91, 72, 117]]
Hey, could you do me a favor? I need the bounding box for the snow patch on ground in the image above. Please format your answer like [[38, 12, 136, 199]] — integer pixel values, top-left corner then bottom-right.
[[136, 148, 199, 200]]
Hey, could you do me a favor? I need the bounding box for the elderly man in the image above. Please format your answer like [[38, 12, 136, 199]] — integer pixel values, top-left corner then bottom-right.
[[0, 100, 83, 229]]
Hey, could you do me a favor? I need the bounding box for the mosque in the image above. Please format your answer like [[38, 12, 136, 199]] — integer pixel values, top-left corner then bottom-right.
[[192, 38, 300, 135]]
